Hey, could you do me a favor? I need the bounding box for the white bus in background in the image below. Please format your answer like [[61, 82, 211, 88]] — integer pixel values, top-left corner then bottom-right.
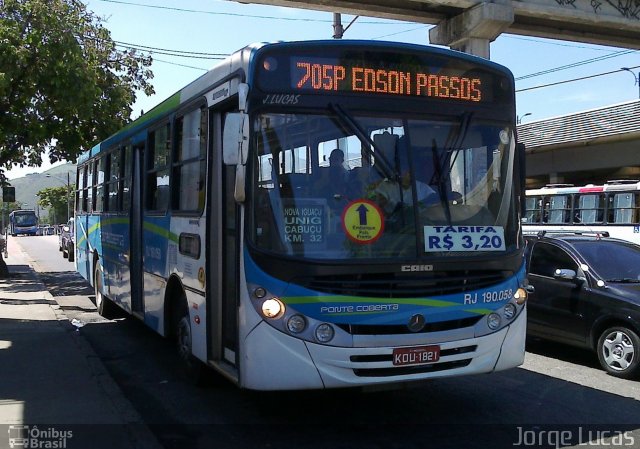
[[523, 180, 640, 244]]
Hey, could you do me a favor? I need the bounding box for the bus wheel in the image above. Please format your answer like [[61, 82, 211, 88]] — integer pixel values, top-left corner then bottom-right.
[[175, 300, 204, 384], [597, 326, 640, 379], [94, 264, 113, 318]]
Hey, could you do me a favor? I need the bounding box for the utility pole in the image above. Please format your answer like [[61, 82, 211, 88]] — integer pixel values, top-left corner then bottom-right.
[[332, 13, 359, 39], [333, 13, 344, 39]]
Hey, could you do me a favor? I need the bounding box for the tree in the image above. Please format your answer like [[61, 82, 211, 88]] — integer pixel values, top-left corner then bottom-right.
[[37, 185, 73, 224], [0, 0, 154, 182]]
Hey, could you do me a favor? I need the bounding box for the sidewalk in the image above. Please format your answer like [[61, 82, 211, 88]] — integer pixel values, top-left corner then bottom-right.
[[0, 237, 162, 449]]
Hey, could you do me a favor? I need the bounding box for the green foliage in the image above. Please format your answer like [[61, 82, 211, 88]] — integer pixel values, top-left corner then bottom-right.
[[0, 0, 154, 181], [37, 185, 73, 222]]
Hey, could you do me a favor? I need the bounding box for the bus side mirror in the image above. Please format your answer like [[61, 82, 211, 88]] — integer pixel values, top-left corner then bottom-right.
[[223, 113, 249, 166]]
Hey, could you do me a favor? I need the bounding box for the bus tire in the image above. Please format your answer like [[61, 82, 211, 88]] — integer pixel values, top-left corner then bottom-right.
[[175, 298, 204, 385], [94, 264, 114, 318]]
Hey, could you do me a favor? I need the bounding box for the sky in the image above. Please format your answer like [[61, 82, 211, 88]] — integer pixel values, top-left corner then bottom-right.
[[7, 0, 640, 179]]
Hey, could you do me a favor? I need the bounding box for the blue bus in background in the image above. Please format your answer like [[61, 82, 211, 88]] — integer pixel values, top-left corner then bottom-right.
[[9, 210, 38, 236], [74, 40, 529, 390]]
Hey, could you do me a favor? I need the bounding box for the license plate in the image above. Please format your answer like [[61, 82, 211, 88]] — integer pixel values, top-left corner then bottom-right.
[[392, 345, 440, 366]]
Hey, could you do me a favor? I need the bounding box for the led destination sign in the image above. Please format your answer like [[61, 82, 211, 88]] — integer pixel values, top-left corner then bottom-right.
[[294, 61, 483, 102], [257, 49, 511, 104]]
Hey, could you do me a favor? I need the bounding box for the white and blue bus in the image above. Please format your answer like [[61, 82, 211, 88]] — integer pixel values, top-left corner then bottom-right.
[[9, 210, 38, 236], [74, 40, 529, 390]]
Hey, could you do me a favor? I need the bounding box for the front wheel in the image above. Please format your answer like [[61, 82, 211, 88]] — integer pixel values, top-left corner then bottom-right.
[[597, 326, 640, 379], [175, 301, 204, 385], [94, 264, 114, 318]]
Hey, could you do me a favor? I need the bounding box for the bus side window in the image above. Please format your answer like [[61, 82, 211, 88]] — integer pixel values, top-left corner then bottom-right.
[[548, 195, 571, 224], [611, 192, 638, 224], [525, 196, 542, 223], [578, 194, 604, 224], [172, 106, 206, 213], [147, 122, 171, 212]]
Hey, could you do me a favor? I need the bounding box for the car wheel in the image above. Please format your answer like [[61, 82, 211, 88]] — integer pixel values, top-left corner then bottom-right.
[[597, 326, 640, 379], [175, 299, 204, 384]]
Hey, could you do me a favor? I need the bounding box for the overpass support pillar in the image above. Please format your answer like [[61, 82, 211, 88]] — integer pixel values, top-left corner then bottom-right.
[[429, 2, 514, 59]]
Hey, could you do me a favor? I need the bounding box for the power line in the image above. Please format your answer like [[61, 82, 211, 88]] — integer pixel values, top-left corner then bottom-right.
[[151, 58, 209, 71], [96, 0, 400, 24], [371, 25, 429, 40], [114, 40, 228, 57], [115, 44, 226, 60], [505, 35, 625, 52], [516, 65, 640, 93], [516, 49, 637, 81]]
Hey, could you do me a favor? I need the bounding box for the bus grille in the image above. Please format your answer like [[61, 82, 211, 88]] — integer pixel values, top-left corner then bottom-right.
[[353, 359, 473, 377], [337, 317, 482, 335], [295, 270, 510, 298]]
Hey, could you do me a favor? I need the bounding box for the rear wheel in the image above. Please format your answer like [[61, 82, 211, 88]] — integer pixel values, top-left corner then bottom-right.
[[597, 326, 640, 379], [67, 244, 74, 262]]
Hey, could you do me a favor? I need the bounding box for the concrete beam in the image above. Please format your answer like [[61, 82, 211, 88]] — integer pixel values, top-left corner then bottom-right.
[[429, 2, 514, 58], [227, 0, 640, 50]]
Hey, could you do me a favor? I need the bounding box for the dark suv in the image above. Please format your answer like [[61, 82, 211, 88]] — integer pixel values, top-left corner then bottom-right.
[[524, 231, 640, 379]]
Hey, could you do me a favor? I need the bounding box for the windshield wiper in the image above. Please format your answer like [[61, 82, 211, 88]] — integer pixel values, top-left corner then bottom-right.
[[430, 112, 473, 224], [606, 278, 640, 283], [330, 103, 397, 181]]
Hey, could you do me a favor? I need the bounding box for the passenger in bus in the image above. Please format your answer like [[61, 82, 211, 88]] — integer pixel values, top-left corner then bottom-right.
[[316, 149, 349, 201]]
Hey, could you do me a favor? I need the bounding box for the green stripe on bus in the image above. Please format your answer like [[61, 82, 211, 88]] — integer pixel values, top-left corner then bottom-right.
[[284, 296, 457, 308], [76, 217, 179, 246]]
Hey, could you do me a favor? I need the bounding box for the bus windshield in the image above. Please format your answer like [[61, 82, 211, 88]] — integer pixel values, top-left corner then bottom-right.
[[249, 111, 517, 260], [14, 212, 37, 226]]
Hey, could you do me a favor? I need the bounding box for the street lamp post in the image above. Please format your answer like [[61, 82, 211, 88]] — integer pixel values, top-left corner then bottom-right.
[[517, 112, 532, 124], [45, 172, 71, 222], [621, 67, 640, 99]]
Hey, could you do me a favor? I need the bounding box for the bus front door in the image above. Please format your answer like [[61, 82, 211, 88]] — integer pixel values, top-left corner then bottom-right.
[[208, 112, 240, 372], [130, 143, 144, 318]]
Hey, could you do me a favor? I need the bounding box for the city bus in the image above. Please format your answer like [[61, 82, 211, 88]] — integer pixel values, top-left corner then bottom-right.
[[74, 40, 529, 390], [8, 210, 38, 236], [523, 180, 640, 243]]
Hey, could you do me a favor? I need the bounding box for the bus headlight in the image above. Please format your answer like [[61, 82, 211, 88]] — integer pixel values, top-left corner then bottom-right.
[[286, 315, 307, 334], [503, 303, 517, 320], [261, 298, 284, 319], [487, 313, 501, 330], [315, 323, 335, 343]]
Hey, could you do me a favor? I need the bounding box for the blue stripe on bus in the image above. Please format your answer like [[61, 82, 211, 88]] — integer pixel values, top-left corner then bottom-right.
[[244, 249, 525, 326]]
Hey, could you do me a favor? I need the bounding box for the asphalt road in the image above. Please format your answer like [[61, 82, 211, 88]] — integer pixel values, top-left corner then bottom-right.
[[12, 235, 640, 449]]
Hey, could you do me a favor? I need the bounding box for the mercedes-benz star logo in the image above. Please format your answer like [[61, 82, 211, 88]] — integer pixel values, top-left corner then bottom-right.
[[407, 314, 426, 332]]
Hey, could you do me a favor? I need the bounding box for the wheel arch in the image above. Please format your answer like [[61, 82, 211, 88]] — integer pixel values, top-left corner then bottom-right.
[[590, 313, 640, 350], [164, 274, 188, 339]]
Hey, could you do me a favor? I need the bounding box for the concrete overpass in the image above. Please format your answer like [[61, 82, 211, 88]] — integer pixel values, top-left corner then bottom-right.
[[229, 0, 640, 58], [518, 100, 640, 188]]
